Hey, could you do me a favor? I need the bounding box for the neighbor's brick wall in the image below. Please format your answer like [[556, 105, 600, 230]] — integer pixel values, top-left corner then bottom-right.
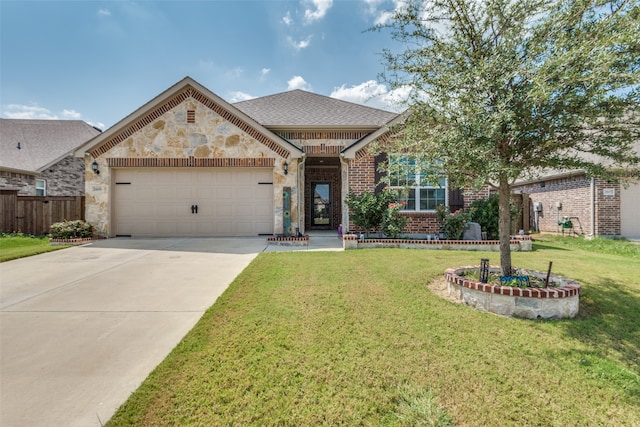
[[594, 178, 621, 236], [513, 174, 621, 236]]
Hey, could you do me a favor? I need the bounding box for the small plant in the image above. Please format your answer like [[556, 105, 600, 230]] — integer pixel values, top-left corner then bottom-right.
[[435, 205, 472, 240], [50, 220, 94, 239], [381, 201, 409, 238]]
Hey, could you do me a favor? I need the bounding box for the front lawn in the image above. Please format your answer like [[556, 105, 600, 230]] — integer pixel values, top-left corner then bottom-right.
[[106, 238, 640, 426], [0, 233, 68, 262]]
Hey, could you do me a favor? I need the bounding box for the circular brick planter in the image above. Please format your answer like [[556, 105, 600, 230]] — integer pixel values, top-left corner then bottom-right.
[[444, 266, 581, 319]]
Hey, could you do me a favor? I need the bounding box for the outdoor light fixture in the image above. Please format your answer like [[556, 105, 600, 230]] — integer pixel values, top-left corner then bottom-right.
[[283, 161, 289, 175], [91, 160, 100, 175]]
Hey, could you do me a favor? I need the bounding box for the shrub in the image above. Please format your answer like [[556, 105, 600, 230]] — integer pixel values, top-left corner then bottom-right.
[[469, 194, 519, 240], [345, 189, 399, 237], [50, 220, 94, 239], [381, 201, 409, 238], [436, 205, 472, 240]]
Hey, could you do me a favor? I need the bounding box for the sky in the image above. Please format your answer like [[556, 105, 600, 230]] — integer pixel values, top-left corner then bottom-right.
[[1, 0, 408, 130]]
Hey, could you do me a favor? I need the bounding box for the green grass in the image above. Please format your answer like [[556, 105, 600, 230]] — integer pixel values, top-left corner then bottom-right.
[[106, 238, 640, 426], [0, 233, 68, 262]]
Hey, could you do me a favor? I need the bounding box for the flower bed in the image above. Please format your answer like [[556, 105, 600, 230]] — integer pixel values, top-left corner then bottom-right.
[[443, 266, 581, 319], [342, 234, 532, 252]]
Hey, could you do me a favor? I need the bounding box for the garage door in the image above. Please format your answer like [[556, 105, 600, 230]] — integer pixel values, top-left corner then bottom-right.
[[620, 183, 640, 239], [113, 168, 274, 237]]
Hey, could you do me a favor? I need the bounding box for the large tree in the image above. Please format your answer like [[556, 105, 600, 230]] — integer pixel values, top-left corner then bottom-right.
[[377, 0, 640, 275]]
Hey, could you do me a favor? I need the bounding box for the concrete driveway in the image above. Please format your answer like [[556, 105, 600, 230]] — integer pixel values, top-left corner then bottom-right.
[[0, 237, 272, 427]]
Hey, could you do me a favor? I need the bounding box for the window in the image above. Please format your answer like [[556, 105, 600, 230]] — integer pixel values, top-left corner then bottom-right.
[[389, 156, 446, 211], [187, 110, 195, 123], [35, 179, 46, 196]]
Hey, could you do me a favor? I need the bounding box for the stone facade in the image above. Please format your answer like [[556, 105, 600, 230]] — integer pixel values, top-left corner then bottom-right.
[[0, 156, 84, 196], [86, 97, 295, 236]]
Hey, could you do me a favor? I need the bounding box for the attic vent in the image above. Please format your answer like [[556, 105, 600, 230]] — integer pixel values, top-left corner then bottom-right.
[[187, 110, 195, 123]]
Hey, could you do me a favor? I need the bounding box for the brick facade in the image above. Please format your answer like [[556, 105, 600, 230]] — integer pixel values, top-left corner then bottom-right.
[[513, 174, 621, 237], [346, 154, 491, 235]]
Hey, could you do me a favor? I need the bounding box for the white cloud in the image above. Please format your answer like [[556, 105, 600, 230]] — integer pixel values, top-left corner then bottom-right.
[[4, 104, 58, 120], [98, 8, 111, 16], [261, 68, 271, 76], [61, 109, 82, 119], [287, 36, 312, 51], [87, 121, 106, 130], [364, 0, 403, 26], [330, 80, 410, 112], [287, 76, 312, 91], [282, 11, 293, 26], [229, 91, 255, 102], [304, 0, 333, 23], [2, 103, 106, 129]]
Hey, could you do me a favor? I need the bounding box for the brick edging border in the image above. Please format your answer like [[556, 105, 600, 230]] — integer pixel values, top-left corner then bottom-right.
[[444, 266, 581, 298], [50, 237, 106, 246]]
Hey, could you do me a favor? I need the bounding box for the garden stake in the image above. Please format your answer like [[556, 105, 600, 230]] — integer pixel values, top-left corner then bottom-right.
[[544, 261, 553, 288], [479, 258, 489, 283]]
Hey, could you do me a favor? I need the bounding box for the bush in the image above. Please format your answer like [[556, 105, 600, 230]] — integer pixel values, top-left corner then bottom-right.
[[50, 220, 94, 239], [381, 202, 409, 238], [436, 205, 472, 240], [345, 189, 402, 237], [469, 194, 519, 240]]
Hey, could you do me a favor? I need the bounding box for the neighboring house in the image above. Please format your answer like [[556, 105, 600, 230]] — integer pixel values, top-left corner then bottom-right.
[[511, 142, 640, 239], [75, 76, 636, 239], [0, 119, 101, 196]]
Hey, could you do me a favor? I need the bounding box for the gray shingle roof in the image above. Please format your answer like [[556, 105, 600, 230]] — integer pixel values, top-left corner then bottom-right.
[[1, 119, 100, 173], [233, 90, 398, 128]]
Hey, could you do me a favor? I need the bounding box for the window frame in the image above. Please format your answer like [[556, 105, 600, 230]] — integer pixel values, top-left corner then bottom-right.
[[35, 178, 47, 197], [388, 155, 447, 212]]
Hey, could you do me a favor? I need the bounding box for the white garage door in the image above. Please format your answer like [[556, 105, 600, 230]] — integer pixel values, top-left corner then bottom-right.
[[113, 168, 274, 237], [620, 182, 640, 239]]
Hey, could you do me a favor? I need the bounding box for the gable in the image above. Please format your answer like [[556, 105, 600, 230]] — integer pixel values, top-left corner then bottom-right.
[[77, 77, 302, 160]]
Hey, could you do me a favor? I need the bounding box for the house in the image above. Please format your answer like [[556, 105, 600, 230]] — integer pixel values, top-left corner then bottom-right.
[[0, 119, 101, 196], [75, 76, 441, 237], [511, 144, 640, 239], [75, 76, 637, 239]]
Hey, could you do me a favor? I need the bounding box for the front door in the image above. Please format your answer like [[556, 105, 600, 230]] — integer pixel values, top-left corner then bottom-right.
[[311, 182, 331, 228]]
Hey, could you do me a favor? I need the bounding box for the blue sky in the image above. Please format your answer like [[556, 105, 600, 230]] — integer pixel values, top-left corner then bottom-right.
[[1, 0, 407, 130]]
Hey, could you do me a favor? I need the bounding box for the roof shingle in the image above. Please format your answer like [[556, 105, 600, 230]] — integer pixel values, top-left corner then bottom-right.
[[1, 119, 100, 173], [233, 90, 398, 128]]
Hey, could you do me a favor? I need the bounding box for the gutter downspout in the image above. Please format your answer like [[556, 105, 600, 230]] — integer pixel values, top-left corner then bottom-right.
[[297, 154, 306, 235], [590, 177, 596, 238]]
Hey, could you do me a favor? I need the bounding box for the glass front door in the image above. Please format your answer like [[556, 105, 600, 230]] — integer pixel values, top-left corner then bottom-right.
[[312, 182, 331, 227]]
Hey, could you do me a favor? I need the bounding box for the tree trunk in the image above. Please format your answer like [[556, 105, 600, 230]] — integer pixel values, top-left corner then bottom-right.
[[498, 177, 512, 276]]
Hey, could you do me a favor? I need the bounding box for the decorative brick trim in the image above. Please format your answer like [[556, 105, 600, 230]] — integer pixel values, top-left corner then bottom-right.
[[444, 267, 582, 298], [90, 86, 291, 159], [107, 157, 275, 168], [303, 145, 343, 155], [355, 133, 391, 159], [267, 235, 309, 242], [277, 130, 371, 140], [267, 235, 309, 246], [50, 237, 106, 246]]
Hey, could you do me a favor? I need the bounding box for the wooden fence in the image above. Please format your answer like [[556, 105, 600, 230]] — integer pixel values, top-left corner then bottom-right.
[[0, 190, 85, 235]]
